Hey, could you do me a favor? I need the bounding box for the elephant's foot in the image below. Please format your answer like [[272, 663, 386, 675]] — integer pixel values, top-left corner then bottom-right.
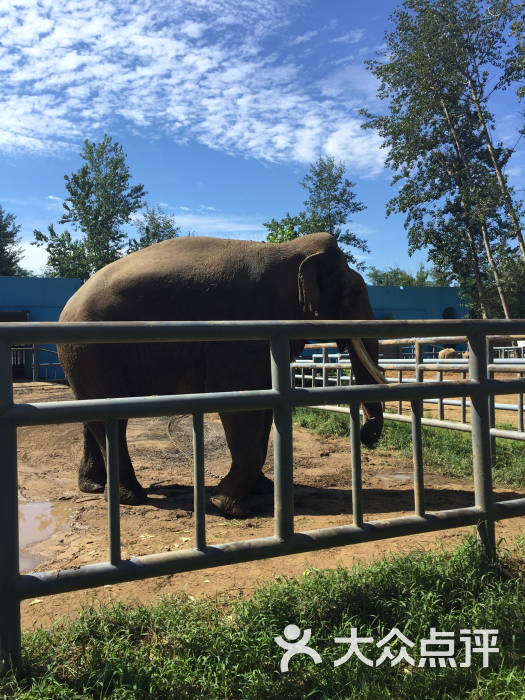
[[360, 417, 383, 446], [78, 475, 105, 494], [210, 491, 252, 518], [250, 474, 274, 496], [103, 481, 148, 505]]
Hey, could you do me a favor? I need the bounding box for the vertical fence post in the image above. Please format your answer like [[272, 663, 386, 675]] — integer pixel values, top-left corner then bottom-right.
[[411, 400, 425, 517], [469, 331, 496, 560], [461, 370, 467, 424], [193, 413, 206, 551], [487, 340, 496, 466], [106, 419, 121, 566], [322, 346, 329, 387], [271, 332, 294, 544], [415, 341, 424, 417], [437, 370, 444, 421], [397, 370, 403, 415], [0, 340, 21, 670], [32, 345, 39, 382], [350, 402, 363, 527], [519, 373, 524, 434]]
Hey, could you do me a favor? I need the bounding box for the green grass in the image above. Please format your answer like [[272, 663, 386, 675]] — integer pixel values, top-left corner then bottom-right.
[[2, 537, 525, 699], [293, 407, 525, 487]]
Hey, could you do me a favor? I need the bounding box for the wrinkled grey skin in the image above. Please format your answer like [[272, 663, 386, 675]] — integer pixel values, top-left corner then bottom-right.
[[58, 233, 384, 517]]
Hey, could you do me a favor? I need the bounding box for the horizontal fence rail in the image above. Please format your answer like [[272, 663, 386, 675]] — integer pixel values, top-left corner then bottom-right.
[[1, 319, 525, 669], [294, 336, 525, 441]]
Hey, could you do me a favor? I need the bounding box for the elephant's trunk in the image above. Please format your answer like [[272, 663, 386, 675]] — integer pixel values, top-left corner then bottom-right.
[[344, 336, 384, 446]]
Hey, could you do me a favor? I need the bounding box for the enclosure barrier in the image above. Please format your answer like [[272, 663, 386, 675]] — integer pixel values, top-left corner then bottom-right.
[[294, 337, 525, 443], [1, 319, 525, 668]]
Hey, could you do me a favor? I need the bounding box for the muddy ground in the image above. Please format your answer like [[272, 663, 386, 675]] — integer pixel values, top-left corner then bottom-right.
[[14, 379, 525, 631]]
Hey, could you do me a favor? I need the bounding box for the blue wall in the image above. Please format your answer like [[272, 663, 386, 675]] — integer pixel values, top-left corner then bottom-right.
[[0, 277, 81, 379], [1, 278, 467, 374], [301, 286, 467, 359], [0, 277, 81, 322], [367, 285, 466, 321]]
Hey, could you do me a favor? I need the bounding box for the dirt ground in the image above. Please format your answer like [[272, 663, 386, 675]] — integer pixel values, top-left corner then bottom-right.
[[14, 378, 525, 632]]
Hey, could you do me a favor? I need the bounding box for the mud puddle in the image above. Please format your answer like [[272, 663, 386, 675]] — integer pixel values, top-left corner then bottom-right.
[[19, 501, 73, 572]]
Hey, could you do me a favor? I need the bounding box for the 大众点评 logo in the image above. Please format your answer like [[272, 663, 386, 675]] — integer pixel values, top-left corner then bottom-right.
[[274, 626, 498, 671]]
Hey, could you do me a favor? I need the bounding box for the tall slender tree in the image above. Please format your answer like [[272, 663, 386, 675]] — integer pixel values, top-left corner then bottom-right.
[[263, 155, 369, 269], [360, 0, 521, 317], [33, 134, 147, 279]]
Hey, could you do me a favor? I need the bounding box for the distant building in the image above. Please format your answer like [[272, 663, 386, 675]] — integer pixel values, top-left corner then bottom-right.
[[367, 285, 465, 322], [367, 285, 467, 359], [0, 277, 82, 380], [300, 286, 468, 360]]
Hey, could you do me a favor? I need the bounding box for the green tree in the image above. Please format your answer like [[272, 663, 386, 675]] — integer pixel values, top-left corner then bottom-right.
[[263, 155, 369, 269], [33, 225, 92, 282], [262, 212, 310, 243], [0, 206, 30, 276], [360, 0, 523, 318], [301, 155, 368, 258], [367, 262, 435, 286], [127, 205, 181, 254], [33, 134, 147, 279]]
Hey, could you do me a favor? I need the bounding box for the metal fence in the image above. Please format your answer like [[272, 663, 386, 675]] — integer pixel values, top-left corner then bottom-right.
[[293, 336, 525, 444], [1, 319, 525, 668]]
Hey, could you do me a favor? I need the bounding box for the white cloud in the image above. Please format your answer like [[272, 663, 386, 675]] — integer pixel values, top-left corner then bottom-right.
[[180, 206, 190, 210], [176, 212, 266, 239], [289, 30, 317, 46], [48, 195, 61, 200], [0, 0, 385, 176], [330, 29, 365, 44], [180, 21, 207, 39]]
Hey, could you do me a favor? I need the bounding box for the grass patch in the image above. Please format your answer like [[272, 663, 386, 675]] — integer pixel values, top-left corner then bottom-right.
[[293, 407, 525, 487], [2, 537, 525, 699]]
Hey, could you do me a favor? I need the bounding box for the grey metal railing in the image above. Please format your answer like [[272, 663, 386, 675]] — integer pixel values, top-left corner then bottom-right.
[[295, 338, 525, 442], [1, 319, 525, 669]]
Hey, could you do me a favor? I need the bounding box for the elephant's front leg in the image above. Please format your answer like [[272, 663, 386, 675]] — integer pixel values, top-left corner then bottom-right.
[[78, 422, 107, 494], [211, 409, 273, 517], [84, 419, 148, 505]]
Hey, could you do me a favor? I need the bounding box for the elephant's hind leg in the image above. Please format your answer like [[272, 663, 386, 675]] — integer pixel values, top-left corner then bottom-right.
[[249, 409, 274, 496], [79, 423, 107, 493], [211, 409, 273, 517], [85, 419, 148, 505]]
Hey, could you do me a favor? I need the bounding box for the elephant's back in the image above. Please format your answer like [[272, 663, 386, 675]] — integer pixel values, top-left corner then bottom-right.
[[59, 236, 302, 323]]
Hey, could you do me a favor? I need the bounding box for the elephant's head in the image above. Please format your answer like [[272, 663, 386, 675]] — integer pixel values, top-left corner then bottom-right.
[[296, 234, 385, 446]]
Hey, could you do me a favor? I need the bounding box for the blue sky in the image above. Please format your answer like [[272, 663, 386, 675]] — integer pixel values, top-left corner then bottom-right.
[[2, 0, 525, 278]]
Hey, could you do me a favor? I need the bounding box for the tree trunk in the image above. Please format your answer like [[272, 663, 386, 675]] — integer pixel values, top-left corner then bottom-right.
[[432, 154, 490, 318], [464, 225, 490, 318], [441, 102, 512, 318], [466, 73, 525, 265]]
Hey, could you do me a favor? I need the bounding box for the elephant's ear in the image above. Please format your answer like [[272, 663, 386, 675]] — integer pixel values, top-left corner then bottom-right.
[[298, 247, 340, 317], [298, 252, 323, 316]]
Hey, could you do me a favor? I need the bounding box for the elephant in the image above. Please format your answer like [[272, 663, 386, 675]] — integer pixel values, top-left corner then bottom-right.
[[58, 232, 386, 518], [438, 348, 459, 359]]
